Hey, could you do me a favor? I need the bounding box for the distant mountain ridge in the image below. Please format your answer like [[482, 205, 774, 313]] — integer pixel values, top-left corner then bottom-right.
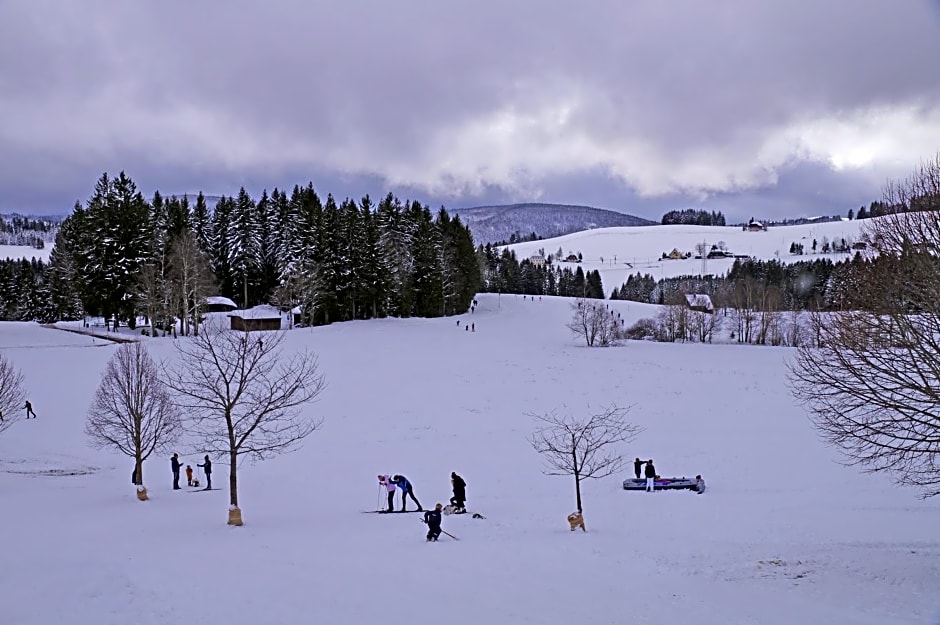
[[451, 203, 655, 245]]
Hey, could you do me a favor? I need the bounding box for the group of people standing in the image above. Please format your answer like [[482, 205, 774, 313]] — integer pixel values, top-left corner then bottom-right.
[[170, 453, 212, 490], [377, 472, 468, 541]]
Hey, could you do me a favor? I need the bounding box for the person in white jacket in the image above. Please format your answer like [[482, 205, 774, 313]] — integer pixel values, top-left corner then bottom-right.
[[378, 474, 396, 512]]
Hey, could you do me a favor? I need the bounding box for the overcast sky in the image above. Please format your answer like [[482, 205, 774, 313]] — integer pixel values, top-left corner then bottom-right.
[[2, 1, 939, 221]]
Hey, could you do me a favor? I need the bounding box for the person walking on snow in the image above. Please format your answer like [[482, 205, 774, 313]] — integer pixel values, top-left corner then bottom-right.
[[644, 459, 657, 492], [634, 457, 645, 480], [24, 400, 36, 419], [197, 455, 212, 490], [423, 503, 444, 541], [170, 453, 182, 490], [392, 474, 422, 511], [450, 472, 467, 511], [378, 474, 397, 512], [185, 465, 194, 487]]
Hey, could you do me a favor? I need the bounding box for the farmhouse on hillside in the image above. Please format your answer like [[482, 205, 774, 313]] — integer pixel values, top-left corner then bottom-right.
[[564, 253, 580, 263], [529, 254, 547, 267], [229, 305, 283, 332], [684, 293, 715, 314], [666, 248, 684, 260], [745, 220, 767, 232]]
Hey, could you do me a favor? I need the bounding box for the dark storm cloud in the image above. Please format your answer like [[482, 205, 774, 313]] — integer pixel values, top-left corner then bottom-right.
[[1, 1, 939, 216]]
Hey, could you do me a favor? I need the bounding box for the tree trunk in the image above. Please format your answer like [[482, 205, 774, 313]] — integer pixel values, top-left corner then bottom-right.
[[134, 455, 142, 486], [229, 449, 238, 507], [572, 436, 582, 511]]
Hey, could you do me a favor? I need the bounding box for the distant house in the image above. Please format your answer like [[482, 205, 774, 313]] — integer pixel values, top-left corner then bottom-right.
[[229, 305, 283, 332], [205, 296, 238, 313], [684, 293, 715, 314], [564, 254, 580, 263], [529, 254, 547, 267], [852, 241, 867, 250], [667, 248, 684, 260], [746, 221, 766, 232]]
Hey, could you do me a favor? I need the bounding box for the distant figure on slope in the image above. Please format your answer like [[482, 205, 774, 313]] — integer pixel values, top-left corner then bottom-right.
[[634, 457, 645, 480], [185, 465, 194, 487], [392, 474, 422, 512], [197, 455, 212, 490], [471, 323, 475, 332], [450, 472, 467, 512], [424, 503, 444, 541], [644, 459, 656, 492], [378, 474, 397, 512], [171, 453, 182, 490], [24, 400, 36, 419]]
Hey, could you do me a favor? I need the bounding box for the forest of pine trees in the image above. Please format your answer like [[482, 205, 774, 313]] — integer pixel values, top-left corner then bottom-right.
[[0, 172, 486, 328], [661, 209, 726, 226]]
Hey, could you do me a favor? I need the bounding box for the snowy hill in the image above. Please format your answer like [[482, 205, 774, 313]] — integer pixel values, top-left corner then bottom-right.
[[452, 202, 655, 245], [507, 219, 868, 293], [1, 294, 938, 624]]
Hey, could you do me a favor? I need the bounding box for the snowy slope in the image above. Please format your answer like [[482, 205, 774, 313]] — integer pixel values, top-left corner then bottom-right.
[[0, 296, 938, 625], [507, 220, 868, 291], [0, 244, 51, 263]]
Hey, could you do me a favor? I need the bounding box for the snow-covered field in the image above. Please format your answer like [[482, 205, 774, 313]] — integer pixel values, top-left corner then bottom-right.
[[1, 294, 938, 625], [507, 220, 867, 291], [0, 244, 52, 263]]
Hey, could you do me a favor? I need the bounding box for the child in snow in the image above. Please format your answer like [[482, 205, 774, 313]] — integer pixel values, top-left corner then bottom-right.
[[392, 475, 422, 511], [378, 474, 396, 512], [424, 503, 444, 541], [185, 465, 194, 487], [694, 475, 706, 494]]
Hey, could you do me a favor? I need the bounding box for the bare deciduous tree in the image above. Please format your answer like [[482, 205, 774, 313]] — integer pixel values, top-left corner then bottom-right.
[[788, 154, 940, 498], [163, 327, 326, 522], [167, 231, 216, 337], [85, 343, 181, 489], [567, 299, 619, 347], [0, 353, 26, 435], [528, 405, 642, 514]]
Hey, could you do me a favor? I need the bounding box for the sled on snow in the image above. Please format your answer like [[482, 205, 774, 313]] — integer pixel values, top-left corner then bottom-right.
[[622, 477, 703, 492]]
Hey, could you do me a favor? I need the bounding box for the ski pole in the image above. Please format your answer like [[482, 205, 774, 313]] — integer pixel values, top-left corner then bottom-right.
[[420, 518, 458, 540]]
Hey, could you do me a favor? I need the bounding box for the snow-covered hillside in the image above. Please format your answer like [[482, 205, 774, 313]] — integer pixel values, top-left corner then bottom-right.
[[507, 220, 867, 293], [0, 295, 937, 625], [453, 202, 655, 245]]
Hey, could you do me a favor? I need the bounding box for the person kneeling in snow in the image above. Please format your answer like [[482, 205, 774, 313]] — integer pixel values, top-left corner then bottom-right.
[[694, 475, 706, 494], [424, 504, 443, 541]]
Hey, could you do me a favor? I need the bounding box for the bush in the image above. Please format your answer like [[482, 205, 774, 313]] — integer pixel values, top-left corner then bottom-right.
[[624, 317, 659, 341]]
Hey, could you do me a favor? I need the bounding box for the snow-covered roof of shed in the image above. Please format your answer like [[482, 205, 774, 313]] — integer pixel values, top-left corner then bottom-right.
[[684, 294, 714, 310], [228, 305, 283, 319], [206, 296, 237, 307]]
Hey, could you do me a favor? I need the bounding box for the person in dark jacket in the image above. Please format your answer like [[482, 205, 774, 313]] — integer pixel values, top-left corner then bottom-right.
[[25, 400, 36, 419], [197, 455, 212, 490], [423, 503, 443, 541], [450, 472, 467, 511], [634, 457, 645, 480], [171, 453, 182, 490], [644, 459, 656, 492], [392, 474, 422, 511]]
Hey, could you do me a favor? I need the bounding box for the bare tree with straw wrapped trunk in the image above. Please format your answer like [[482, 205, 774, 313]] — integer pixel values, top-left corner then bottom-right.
[[85, 343, 181, 499], [528, 405, 642, 517], [163, 327, 325, 525], [788, 153, 940, 498], [0, 353, 26, 436]]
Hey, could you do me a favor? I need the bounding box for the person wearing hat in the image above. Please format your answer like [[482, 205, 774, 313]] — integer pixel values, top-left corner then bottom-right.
[[378, 474, 396, 512], [634, 457, 645, 480], [450, 472, 467, 512], [644, 459, 657, 492], [423, 503, 444, 541], [170, 453, 182, 490]]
